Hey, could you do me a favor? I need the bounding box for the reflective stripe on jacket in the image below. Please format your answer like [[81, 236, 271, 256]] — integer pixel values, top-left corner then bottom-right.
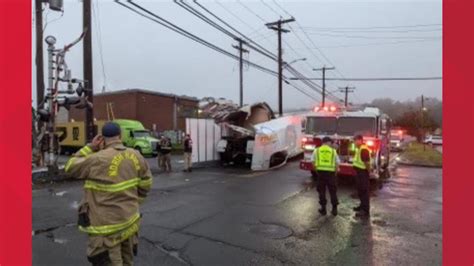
[[314, 145, 337, 172], [353, 144, 370, 170]]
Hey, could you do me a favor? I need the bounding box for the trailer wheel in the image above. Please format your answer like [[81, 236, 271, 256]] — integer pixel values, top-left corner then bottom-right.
[[269, 151, 288, 168]]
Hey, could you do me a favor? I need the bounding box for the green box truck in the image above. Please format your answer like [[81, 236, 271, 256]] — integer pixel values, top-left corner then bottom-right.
[[56, 119, 159, 157], [114, 119, 159, 157]]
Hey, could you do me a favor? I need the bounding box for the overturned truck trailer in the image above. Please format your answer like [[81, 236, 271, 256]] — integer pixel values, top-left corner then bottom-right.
[[199, 98, 303, 170]]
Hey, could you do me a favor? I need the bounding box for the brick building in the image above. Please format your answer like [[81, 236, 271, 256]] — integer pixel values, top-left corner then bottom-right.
[[69, 89, 199, 132]]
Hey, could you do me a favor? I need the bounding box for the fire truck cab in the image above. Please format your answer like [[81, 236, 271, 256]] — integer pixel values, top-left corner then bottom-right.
[[300, 106, 391, 179]]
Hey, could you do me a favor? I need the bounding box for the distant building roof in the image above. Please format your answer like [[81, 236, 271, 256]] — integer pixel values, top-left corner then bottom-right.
[[96, 88, 199, 102]]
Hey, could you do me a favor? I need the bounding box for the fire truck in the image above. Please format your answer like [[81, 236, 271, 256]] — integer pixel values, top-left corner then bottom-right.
[[299, 105, 391, 179]]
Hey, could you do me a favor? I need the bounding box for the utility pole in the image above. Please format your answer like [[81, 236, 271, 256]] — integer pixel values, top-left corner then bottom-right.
[[313, 66, 335, 107], [35, 0, 45, 110], [421, 94, 425, 151], [232, 38, 249, 107], [338, 86, 355, 107], [266, 17, 295, 116], [83, 0, 94, 141]]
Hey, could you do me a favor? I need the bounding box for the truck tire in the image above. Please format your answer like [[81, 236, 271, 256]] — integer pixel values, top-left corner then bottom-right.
[[135, 147, 143, 155], [379, 168, 389, 179]]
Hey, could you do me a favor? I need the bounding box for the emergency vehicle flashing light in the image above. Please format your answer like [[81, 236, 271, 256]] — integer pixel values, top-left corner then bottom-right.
[[313, 105, 339, 113]]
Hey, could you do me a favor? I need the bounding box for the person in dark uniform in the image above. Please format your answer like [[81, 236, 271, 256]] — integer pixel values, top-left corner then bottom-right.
[[352, 135, 372, 218], [312, 136, 340, 216], [183, 134, 193, 172]]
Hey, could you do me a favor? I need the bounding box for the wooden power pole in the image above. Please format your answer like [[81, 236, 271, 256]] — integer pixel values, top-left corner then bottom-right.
[[313, 66, 335, 107], [338, 86, 355, 107], [83, 0, 94, 141], [232, 38, 249, 107], [266, 18, 295, 116], [35, 0, 44, 109]]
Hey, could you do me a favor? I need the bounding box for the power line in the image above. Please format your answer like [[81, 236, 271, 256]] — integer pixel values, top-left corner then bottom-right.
[[289, 77, 443, 81], [43, 8, 64, 32], [116, 1, 278, 76], [267, 0, 342, 99], [190, 1, 277, 60], [307, 39, 442, 49], [260, 0, 282, 18], [181, 0, 324, 104], [198, 1, 339, 101], [115, 0, 323, 102], [302, 32, 442, 40], [297, 23, 442, 30], [92, 1, 107, 90], [298, 27, 442, 33], [271, 1, 347, 80], [232, 1, 336, 98], [236, 0, 268, 23]]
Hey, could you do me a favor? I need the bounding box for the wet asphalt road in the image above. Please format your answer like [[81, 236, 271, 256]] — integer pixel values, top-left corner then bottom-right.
[[32, 158, 442, 265]]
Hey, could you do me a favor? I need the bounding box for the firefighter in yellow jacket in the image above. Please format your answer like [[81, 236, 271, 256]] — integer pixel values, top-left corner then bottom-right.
[[65, 122, 153, 266]]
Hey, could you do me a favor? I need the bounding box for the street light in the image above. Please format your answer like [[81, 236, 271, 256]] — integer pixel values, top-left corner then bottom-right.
[[283, 58, 307, 69]]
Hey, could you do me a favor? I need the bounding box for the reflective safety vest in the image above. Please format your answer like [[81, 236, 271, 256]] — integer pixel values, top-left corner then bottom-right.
[[315, 145, 337, 172], [353, 144, 370, 170]]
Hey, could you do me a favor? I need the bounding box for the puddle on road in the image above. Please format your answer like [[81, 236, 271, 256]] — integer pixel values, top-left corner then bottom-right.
[[53, 238, 68, 244], [70, 201, 80, 210], [54, 191, 68, 197], [248, 223, 292, 239]]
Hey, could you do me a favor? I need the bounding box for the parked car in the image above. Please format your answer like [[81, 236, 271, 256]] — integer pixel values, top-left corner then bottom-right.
[[424, 135, 443, 145]]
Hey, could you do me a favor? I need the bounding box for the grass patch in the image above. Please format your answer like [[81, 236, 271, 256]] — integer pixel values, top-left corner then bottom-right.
[[400, 142, 442, 167]]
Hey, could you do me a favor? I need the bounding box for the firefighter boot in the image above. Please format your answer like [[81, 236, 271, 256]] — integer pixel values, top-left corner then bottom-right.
[[331, 205, 338, 216], [318, 206, 327, 216]]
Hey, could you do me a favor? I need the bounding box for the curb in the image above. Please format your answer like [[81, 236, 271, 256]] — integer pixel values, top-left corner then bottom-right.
[[396, 161, 442, 169]]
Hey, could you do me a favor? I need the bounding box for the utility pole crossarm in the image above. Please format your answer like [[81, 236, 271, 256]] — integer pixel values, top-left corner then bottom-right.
[[232, 45, 249, 53], [313, 67, 335, 71], [265, 17, 295, 27]]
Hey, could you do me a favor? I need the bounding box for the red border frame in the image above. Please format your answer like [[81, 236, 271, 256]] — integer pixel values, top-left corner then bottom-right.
[[0, 0, 473, 265], [0, 0, 32, 265], [443, 0, 474, 264]]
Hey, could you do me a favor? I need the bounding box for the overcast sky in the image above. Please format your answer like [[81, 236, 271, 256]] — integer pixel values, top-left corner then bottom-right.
[[32, 0, 442, 110]]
